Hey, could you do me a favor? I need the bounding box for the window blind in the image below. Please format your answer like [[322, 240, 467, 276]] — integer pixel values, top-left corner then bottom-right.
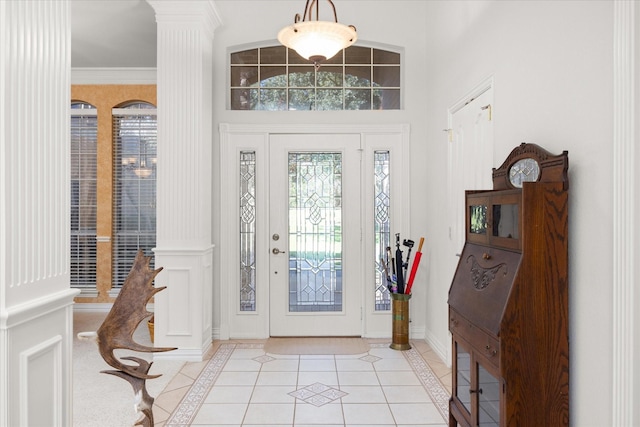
[[112, 103, 157, 287], [70, 102, 98, 289]]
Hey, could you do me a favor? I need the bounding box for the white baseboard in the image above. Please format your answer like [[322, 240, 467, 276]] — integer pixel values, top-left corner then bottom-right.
[[424, 328, 451, 367], [410, 325, 425, 340], [211, 327, 221, 341], [73, 303, 155, 312], [153, 341, 212, 363], [362, 331, 391, 339], [73, 303, 112, 312]]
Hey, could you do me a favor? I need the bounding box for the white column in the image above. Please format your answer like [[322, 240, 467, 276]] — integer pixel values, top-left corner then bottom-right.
[[611, 1, 639, 426], [612, 1, 637, 425], [0, 1, 79, 425], [147, 0, 221, 361]]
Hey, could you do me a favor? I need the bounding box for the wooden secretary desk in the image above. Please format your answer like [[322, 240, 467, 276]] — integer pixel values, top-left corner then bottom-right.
[[448, 143, 569, 427]]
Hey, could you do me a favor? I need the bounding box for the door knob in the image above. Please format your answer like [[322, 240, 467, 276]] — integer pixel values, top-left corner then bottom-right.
[[272, 248, 285, 255]]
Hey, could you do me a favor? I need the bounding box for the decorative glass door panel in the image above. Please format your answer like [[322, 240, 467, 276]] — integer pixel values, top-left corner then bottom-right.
[[270, 134, 361, 336], [288, 153, 343, 312]]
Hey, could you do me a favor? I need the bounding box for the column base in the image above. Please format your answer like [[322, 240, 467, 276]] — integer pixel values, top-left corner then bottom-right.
[[153, 245, 214, 362]]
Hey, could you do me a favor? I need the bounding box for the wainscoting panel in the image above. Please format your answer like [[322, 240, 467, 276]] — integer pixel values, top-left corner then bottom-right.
[[20, 335, 62, 426], [154, 247, 214, 361], [165, 268, 193, 336], [1, 291, 76, 427]]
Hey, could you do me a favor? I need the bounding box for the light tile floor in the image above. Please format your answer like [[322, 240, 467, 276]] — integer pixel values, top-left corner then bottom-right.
[[153, 339, 452, 427]]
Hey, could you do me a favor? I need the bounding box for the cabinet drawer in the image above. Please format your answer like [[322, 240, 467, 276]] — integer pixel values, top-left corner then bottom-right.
[[450, 309, 500, 367]]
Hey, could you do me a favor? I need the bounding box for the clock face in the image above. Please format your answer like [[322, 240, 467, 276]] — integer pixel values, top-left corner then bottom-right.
[[509, 158, 540, 188]]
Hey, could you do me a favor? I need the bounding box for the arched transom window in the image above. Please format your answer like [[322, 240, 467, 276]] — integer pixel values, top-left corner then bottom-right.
[[230, 45, 401, 110]]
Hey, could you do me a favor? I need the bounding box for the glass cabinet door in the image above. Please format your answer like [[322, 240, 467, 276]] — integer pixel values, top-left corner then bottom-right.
[[487, 190, 521, 251], [477, 363, 500, 426], [455, 342, 472, 415], [465, 194, 490, 246]]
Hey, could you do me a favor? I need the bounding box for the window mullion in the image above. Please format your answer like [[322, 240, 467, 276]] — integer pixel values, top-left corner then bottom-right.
[[230, 45, 400, 110]]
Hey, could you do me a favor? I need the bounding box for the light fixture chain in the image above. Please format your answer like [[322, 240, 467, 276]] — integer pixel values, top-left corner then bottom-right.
[[302, 0, 339, 23]]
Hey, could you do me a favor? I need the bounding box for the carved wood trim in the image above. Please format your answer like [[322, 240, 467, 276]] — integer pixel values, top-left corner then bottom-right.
[[492, 142, 569, 190]]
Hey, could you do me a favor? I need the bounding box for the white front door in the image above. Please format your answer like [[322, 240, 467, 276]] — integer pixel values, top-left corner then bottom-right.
[[268, 134, 362, 336]]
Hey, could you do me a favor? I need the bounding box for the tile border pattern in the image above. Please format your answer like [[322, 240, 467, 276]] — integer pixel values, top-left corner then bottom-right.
[[164, 343, 236, 426], [164, 341, 449, 426], [403, 347, 450, 420]]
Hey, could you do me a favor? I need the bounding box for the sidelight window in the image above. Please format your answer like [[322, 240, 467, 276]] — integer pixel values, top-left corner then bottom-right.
[[239, 151, 257, 311], [374, 151, 392, 311]]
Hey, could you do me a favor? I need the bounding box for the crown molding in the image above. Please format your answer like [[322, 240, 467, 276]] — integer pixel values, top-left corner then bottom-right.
[[147, 0, 222, 39]]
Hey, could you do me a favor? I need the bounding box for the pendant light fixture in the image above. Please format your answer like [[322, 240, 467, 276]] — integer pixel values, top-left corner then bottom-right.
[[277, 0, 357, 69]]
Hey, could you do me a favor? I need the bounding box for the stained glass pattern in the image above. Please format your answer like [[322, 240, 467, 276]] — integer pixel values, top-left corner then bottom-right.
[[374, 151, 392, 311], [240, 152, 257, 311], [288, 153, 343, 312]]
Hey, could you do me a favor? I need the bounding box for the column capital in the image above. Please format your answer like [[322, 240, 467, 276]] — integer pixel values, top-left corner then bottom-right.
[[146, 0, 222, 37]]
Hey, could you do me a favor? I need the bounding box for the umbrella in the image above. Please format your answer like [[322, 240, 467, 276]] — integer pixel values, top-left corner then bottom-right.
[[405, 237, 424, 295]]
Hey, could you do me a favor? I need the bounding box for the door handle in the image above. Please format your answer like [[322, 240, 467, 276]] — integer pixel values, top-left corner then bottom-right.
[[272, 248, 286, 255]]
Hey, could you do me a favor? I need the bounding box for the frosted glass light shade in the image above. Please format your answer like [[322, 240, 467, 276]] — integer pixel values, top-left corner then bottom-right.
[[278, 20, 357, 63]]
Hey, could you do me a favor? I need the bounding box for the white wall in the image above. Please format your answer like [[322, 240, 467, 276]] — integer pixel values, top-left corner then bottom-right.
[[423, 1, 614, 426]]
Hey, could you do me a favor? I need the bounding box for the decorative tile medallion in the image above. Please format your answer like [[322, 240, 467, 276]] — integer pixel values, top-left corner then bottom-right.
[[253, 354, 275, 363], [359, 354, 381, 363], [289, 382, 348, 407]]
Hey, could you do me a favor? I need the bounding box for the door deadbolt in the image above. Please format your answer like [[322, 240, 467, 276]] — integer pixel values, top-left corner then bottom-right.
[[272, 233, 280, 241]]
